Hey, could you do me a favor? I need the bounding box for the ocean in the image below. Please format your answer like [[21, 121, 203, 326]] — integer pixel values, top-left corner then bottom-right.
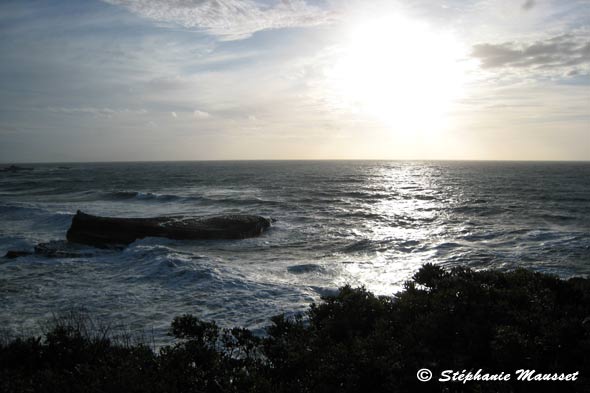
[[1, 161, 589, 343]]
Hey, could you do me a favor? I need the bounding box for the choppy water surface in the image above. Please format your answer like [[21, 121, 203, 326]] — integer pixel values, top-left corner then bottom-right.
[[1, 161, 589, 342]]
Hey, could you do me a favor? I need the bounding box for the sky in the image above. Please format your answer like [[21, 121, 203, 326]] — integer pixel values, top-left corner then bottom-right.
[[0, 0, 588, 162]]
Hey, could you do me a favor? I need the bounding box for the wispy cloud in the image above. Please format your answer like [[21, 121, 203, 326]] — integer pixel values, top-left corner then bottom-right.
[[193, 109, 211, 119], [103, 0, 333, 40], [45, 107, 148, 117]]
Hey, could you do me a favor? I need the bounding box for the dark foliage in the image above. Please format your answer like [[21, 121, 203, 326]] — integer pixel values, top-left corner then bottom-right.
[[2, 265, 589, 392]]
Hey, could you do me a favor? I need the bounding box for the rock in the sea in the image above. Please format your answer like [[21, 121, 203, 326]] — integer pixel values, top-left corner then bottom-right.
[[34, 240, 96, 258], [0, 165, 34, 172], [66, 210, 272, 248], [3, 241, 100, 259], [3, 250, 33, 259]]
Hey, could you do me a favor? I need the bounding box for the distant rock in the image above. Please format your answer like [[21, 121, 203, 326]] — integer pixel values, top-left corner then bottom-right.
[[66, 210, 272, 248], [34, 240, 96, 258], [3, 241, 97, 259], [3, 250, 33, 259], [0, 165, 34, 172]]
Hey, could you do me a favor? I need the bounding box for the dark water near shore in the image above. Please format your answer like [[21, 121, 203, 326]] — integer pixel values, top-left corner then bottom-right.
[[1, 161, 589, 342]]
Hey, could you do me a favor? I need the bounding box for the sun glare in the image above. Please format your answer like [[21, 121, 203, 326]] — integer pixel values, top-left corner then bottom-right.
[[327, 15, 470, 134]]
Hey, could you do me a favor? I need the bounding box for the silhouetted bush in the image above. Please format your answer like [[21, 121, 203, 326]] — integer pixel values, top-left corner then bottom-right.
[[1, 265, 589, 392]]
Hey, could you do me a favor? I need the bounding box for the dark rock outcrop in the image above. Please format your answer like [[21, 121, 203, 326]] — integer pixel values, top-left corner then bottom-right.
[[4, 250, 33, 259], [66, 210, 272, 248], [3, 241, 97, 259], [34, 240, 96, 258], [0, 165, 34, 172]]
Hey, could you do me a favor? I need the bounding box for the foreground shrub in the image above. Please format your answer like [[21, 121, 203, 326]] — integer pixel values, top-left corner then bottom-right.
[[1, 265, 589, 392]]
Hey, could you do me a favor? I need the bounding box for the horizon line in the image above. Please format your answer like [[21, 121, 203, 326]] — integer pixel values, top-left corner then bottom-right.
[[2, 158, 590, 165]]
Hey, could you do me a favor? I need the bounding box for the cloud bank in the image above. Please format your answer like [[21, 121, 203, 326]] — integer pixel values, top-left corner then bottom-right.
[[103, 0, 333, 40], [472, 33, 590, 72]]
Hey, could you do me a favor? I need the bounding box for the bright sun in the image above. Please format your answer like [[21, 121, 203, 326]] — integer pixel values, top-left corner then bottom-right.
[[327, 15, 470, 134]]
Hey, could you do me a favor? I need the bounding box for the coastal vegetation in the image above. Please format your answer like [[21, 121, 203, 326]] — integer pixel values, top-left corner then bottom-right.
[[1, 264, 589, 392]]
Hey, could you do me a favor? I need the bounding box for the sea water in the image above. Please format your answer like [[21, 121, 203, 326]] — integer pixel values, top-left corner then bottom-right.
[[1, 161, 589, 342]]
